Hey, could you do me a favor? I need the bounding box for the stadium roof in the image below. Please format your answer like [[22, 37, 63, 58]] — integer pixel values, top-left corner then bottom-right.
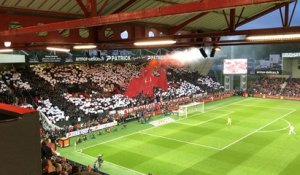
[[0, 0, 298, 50]]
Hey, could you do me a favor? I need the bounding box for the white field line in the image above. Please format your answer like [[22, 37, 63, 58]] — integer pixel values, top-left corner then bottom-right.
[[197, 98, 251, 113], [258, 119, 291, 133], [175, 111, 235, 126], [81, 130, 140, 150], [103, 160, 146, 175], [205, 97, 252, 110], [180, 109, 232, 121], [232, 104, 295, 110], [81, 98, 251, 150], [138, 132, 222, 150], [220, 109, 296, 150], [175, 98, 252, 122], [75, 150, 146, 175]]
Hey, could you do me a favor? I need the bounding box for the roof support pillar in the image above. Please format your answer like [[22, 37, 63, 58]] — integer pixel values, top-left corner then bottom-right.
[[284, 2, 290, 27], [229, 8, 236, 32]]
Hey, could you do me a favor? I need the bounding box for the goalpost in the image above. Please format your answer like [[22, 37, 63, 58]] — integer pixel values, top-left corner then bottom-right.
[[177, 102, 205, 118]]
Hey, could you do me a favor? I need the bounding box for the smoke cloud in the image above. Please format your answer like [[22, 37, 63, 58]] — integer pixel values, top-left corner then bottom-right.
[[147, 47, 204, 69]]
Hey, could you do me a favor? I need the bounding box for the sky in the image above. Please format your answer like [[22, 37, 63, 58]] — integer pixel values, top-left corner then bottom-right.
[[238, 2, 300, 30]]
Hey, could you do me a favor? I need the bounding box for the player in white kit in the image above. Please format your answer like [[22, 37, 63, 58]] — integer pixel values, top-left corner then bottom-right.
[[289, 125, 296, 135]]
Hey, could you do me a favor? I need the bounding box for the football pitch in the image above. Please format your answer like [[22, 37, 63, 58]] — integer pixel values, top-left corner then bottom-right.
[[59, 97, 300, 175]]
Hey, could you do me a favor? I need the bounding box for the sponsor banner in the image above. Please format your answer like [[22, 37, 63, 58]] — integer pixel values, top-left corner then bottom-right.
[[255, 70, 282, 75], [285, 97, 300, 101], [0, 54, 25, 63], [150, 117, 175, 127], [65, 57, 74, 63], [125, 115, 137, 121], [266, 95, 281, 99], [41, 55, 63, 63], [27, 55, 150, 63], [66, 121, 118, 138], [28, 56, 40, 63], [25, 50, 165, 64], [75, 56, 105, 62], [74, 55, 162, 62], [27, 55, 67, 63], [282, 52, 300, 58]]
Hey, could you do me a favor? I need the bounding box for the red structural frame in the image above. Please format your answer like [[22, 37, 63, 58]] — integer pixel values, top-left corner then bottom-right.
[[0, 0, 297, 49]]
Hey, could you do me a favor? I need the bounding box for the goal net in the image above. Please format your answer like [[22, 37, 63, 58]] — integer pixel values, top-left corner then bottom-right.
[[177, 102, 204, 118]]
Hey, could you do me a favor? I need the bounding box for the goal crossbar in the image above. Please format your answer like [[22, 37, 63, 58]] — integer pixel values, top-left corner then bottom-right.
[[177, 102, 204, 118]]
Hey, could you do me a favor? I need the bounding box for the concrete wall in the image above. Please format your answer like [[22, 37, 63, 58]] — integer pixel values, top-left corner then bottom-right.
[[0, 110, 41, 175]]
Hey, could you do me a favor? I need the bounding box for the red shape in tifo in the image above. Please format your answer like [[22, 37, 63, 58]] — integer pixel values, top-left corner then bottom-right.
[[125, 64, 168, 98]]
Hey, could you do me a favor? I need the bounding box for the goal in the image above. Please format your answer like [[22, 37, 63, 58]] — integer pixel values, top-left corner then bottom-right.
[[177, 102, 204, 118]]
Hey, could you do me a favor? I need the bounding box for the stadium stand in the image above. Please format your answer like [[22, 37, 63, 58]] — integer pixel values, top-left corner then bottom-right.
[[2, 63, 300, 175], [29, 63, 226, 174], [248, 77, 300, 98], [282, 78, 300, 97], [0, 63, 224, 128], [248, 77, 285, 96]]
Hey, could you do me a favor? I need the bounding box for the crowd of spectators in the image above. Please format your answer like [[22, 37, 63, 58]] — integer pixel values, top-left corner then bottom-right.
[[32, 63, 141, 92], [63, 93, 136, 115], [0, 63, 225, 128], [28, 64, 223, 126], [37, 98, 69, 124], [197, 76, 224, 92], [248, 77, 300, 97], [0, 78, 8, 93], [7, 63, 300, 175], [281, 78, 300, 97], [41, 140, 102, 175], [1, 69, 32, 91], [0, 68, 32, 104], [0, 78, 13, 103], [8, 64, 300, 175], [155, 80, 205, 101], [167, 67, 199, 84], [248, 77, 285, 96]]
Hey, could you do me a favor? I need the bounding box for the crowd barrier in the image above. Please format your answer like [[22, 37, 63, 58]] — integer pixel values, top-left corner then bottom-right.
[[65, 93, 234, 137], [198, 94, 233, 103], [253, 94, 300, 101], [118, 93, 234, 115], [66, 121, 118, 138]]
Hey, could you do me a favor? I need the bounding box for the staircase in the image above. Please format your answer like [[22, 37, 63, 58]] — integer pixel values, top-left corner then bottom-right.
[[279, 75, 292, 94]]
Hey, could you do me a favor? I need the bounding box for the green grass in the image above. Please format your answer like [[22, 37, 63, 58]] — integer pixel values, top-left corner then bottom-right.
[[58, 97, 300, 175]]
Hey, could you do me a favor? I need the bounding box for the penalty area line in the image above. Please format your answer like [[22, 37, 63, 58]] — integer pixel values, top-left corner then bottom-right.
[[79, 98, 252, 152], [81, 98, 249, 150], [176, 111, 235, 126], [138, 132, 222, 150], [174, 98, 251, 123], [220, 109, 296, 150], [232, 104, 295, 110]]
